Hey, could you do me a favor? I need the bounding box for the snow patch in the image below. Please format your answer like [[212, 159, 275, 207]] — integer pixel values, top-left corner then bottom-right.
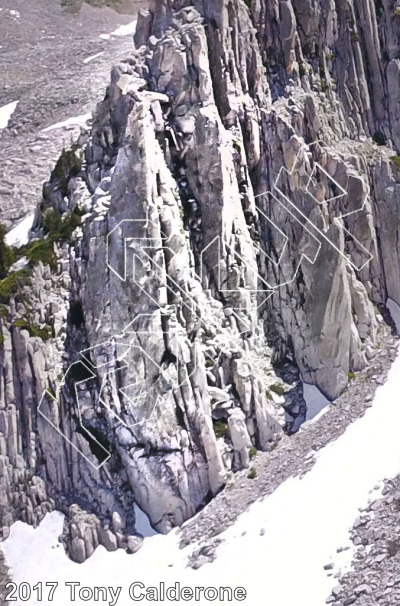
[[387, 298, 400, 335], [303, 382, 331, 421], [110, 20, 137, 37], [4, 213, 35, 247], [134, 504, 158, 538], [4, 352, 400, 605], [98, 19, 137, 41], [42, 113, 91, 132], [83, 52, 104, 64], [0, 101, 19, 129], [9, 256, 29, 273]]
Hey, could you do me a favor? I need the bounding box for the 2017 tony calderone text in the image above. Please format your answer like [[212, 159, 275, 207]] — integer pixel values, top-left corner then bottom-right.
[[5, 581, 247, 603]]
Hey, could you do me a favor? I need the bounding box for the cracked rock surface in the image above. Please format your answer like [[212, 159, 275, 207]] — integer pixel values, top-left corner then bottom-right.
[[0, 0, 400, 566]]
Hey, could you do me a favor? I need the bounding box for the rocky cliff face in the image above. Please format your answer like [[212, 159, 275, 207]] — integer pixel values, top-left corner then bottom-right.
[[1, 0, 400, 561]]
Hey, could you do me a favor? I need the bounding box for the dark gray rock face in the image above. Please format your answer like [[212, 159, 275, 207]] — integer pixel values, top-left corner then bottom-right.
[[0, 0, 399, 560]]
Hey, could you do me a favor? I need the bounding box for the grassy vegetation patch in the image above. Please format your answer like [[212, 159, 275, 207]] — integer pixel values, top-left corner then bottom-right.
[[270, 383, 285, 396], [0, 223, 16, 280], [249, 446, 257, 460], [213, 420, 228, 439], [0, 304, 9, 319], [48, 146, 83, 198], [41, 206, 83, 244], [247, 467, 257, 479], [18, 240, 58, 271], [390, 155, 400, 171], [13, 318, 53, 341], [0, 270, 31, 304]]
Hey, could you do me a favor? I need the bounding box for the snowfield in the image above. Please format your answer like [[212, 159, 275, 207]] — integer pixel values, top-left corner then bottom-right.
[[4, 212, 35, 247], [83, 51, 105, 64], [0, 101, 19, 129], [99, 19, 137, 40], [110, 20, 137, 37], [303, 382, 331, 422], [3, 350, 400, 605], [42, 113, 92, 133]]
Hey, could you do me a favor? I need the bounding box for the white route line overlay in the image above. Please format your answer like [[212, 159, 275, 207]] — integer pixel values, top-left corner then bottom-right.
[[39, 140, 373, 469], [273, 140, 373, 273], [38, 361, 111, 471]]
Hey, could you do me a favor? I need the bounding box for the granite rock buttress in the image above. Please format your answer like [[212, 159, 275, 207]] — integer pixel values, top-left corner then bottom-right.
[[0, 0, 399, 560]]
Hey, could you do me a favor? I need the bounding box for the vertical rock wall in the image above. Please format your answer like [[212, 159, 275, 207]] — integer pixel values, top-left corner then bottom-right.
[[0, 0, 400, 560]]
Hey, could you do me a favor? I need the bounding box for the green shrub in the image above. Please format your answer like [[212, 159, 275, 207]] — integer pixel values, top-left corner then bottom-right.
[[19, 239, 57, 271], [391, 8, 400, 17], [348, 371, 356, 381], [232, 140, 242, 154], [249, 446, 258, 460], [390, 156, 400, 171], [320, 78, 328, 92], [41, 208, 63, 235], [247, 467, 257, 479], [10, 204, 83, 278], [213, 420, 228, 439], [47, 387, 57, 399], [14, 318, 52, 341], [325, 51, 335, 61], [270, 383, 285, 396], [50, 146, 82, 197], [0, 223, 16, 279], [0, 304, 9, 319], [41, 207, 83, 244], [0, 270, 31, 304]]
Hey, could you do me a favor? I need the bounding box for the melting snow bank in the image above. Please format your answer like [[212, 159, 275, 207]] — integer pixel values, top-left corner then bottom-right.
[[0, 101, 19, 129], [110, 20, 137, 37], [303, 382, 331, 422], [133, 504, 158, 538], [83, 52, 105, 65], [42, 113, 91, 133], [3, 351, 400, 606], [99, 19, 137, 40], [4, 212, 35, 247]]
